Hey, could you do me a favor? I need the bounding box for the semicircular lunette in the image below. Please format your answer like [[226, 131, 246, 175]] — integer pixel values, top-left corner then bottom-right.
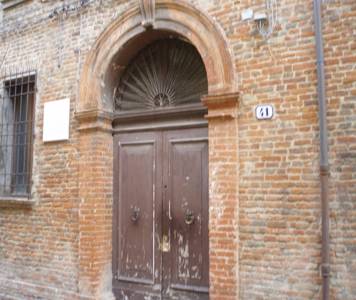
[[114, 38, 208, 112]]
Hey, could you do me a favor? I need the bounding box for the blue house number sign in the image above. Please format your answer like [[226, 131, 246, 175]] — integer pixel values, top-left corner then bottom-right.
[[255, 105, 274, 120]]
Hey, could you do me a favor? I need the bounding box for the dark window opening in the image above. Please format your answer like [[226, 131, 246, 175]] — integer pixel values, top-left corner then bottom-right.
[[0, 72, 36, 197]]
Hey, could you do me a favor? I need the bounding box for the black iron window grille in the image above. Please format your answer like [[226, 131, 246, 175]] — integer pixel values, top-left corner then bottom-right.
[[0, 71, 36, 197]]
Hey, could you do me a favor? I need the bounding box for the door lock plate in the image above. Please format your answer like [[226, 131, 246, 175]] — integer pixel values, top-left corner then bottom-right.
[[160, 234, 170, 252]]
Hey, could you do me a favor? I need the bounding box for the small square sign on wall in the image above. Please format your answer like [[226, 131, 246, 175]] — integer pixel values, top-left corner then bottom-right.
[[43, 98, 70, 142]]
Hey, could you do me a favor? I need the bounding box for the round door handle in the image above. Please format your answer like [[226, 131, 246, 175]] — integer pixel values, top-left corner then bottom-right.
[[185, 209, 195, 225]]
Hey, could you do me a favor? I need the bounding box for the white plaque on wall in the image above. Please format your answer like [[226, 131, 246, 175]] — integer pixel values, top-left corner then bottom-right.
[[255, 104, 274, 120], [43, 98, 70, 142]]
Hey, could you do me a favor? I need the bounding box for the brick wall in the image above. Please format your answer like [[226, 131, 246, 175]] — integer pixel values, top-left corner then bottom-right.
[[323, 1, 356, 298], [0, 0, 355, 299], [0, 0, 127, 298]]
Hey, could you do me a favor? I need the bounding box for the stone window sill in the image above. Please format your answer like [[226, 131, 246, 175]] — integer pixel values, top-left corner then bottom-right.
[[0, 196, 36, 207]]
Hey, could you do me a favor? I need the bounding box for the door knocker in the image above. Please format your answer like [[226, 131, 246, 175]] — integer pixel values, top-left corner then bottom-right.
[[185, 209, 195, 225]]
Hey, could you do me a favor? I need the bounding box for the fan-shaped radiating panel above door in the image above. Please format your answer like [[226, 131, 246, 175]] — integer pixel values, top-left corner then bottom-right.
[[114, 39, 208, 112]]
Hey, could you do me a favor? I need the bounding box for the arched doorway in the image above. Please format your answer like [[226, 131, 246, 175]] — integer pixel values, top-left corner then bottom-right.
[[77, 1, 239, 299], [112, 38, 209, 299]]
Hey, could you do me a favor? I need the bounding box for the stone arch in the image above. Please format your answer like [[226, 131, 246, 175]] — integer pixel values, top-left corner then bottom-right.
[[78, 0, 236, 113], [76, 1, 239, 298]]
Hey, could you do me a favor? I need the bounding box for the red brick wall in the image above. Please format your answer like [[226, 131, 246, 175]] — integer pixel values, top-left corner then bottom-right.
[[204, 94, 239, 300], [77, 119, 113, 298], [200, 0, 355, 298], [0, 0, 355, 299], [323, 1, 356, 298]]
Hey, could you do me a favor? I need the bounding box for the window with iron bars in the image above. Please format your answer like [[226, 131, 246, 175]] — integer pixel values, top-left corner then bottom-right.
[[0, 72, 36, 197]]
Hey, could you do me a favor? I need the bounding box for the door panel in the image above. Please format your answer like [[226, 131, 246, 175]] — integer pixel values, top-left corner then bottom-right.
[[113, 128, 208, 299], [162, 128, 209, 299], [113, 132, 163, 298], [118, 141, 155, 282]]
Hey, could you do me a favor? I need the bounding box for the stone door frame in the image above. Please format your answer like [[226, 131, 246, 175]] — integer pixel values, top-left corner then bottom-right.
[[76, 1, 239, 298]]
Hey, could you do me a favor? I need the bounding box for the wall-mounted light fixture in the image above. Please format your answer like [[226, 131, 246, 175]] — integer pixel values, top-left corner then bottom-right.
[[255, 0, 278, 39], [241, 0, 279, 39], [254, 12, 268, 36]]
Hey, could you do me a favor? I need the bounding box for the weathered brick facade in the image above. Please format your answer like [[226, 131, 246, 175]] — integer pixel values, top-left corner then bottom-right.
[[0, 0, 355, 299]]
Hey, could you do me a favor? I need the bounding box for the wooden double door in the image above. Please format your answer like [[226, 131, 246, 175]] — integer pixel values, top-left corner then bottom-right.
[[113, 127, 209, 299]]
